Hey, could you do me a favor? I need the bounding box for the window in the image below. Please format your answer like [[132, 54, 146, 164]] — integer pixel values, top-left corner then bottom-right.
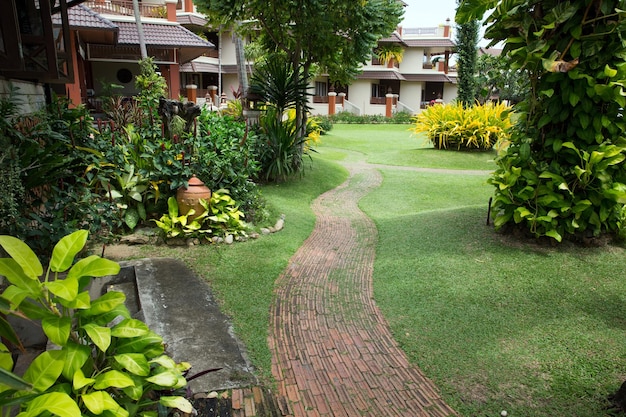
[[315, 82, 328, 97]]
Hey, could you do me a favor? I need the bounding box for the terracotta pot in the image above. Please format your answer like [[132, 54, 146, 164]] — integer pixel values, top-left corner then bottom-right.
[[176, 175, 211, 220]]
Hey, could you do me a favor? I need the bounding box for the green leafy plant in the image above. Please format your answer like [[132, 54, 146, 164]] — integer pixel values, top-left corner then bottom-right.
[[104, 164, 151, 231], [0, 230, 192, 416], [153, 197, 209, 239], [154, 191, 248, 240], [458, 0, 626, 242], [412, 101, 513, 150]]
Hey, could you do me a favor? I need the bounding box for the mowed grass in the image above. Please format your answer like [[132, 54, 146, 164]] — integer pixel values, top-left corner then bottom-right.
[[318, 124, 498, 171], [134, 123, 626, 416]]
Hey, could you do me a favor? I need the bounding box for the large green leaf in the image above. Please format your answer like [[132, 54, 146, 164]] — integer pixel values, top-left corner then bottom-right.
[[93, 370, 134, 389], [15, 392, 80, 417], [0, 260, 41, 295], [0, 367, 32, 391], [22, 350, 65, 392], [62, 343, 91, 381], [111, 319, 149, 339], [46, 276, 78, 302], [146, 370, 180, 387], [72, 368, 95, 390], [114, 332, 164, 356], [0, 236, 42, 279], [42, 317, 71, 347], [82, 390, 122, 415], [67, 256, 120, 281], [159, 396, 193, 413], [83, 323, 111, 352], [113, 354, 150, 376], [82, 292, 126, 317], [50, 230, 89, 273]]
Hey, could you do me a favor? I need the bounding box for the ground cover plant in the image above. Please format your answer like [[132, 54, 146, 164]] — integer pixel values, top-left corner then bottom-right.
[[110, 125, 626, 417]]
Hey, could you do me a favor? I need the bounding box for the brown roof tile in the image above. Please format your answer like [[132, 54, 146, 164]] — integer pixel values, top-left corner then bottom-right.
[[177, 13, 208, 27], [116, 22, 214, 48], [403, 39, 455, 48], [52, 4, 117, 31], [357, 71, 406, 81], [402, 73, 455, 83]]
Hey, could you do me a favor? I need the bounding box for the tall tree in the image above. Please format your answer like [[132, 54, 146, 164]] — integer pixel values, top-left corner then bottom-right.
[[196, 0, 403, 135], [458, 0, 626, 243], [455, 8, 479, 106]]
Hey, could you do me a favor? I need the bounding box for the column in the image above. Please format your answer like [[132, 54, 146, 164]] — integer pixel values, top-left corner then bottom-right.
[[385, 93, 394, 118], [328, 91, 337, 115], [186, 84, 197, 103]]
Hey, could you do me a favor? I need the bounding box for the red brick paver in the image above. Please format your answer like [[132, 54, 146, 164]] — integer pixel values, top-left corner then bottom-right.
[[269, 163, 457, 416]]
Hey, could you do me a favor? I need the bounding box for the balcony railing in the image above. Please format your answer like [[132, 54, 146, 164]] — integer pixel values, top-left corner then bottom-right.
[[85, 0, 167, 18]]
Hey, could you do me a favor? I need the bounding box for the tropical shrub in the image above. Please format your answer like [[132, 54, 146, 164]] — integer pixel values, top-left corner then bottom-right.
[[249, 54, 313, 182], [0, 91, 115, 256], [412, 101, 513, 150], [458, 0, 626, 242], [154, 191, 248, 240], [0, 230, 192, 416]]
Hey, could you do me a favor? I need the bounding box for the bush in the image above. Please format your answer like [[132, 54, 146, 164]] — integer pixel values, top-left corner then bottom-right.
[[411, 101, 513, 151], [0, 230, 192, 416], [317, 111, 414, 125]]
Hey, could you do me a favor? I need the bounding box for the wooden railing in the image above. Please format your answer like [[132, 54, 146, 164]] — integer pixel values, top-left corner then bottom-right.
[[85, 0, 167, 18]]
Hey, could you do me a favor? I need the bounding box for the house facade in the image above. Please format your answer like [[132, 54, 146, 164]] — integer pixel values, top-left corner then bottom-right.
[[176, 3, 458, 116], [310, 23, 457, 116], [1, 0, 456, 116]]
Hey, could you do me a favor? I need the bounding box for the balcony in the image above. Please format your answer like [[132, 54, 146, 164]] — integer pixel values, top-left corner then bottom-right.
[[84, 0, 167, 18]]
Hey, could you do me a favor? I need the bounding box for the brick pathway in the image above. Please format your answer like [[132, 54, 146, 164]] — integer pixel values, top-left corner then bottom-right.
[[268, 162, 458, 417]]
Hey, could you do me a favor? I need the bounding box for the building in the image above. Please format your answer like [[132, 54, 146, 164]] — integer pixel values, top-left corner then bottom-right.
[[310, 22, 457, 116], [0, 0, 456, 116]]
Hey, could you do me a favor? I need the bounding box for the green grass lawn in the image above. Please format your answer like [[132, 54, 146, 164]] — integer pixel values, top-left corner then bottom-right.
[[136, 124, 626, 416]]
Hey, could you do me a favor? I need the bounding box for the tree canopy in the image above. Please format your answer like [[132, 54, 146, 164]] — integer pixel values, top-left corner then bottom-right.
[[196, 0, 404, 87]]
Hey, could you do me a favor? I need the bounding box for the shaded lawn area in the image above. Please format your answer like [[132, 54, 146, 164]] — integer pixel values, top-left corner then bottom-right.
[[359, 167, 626, 417]]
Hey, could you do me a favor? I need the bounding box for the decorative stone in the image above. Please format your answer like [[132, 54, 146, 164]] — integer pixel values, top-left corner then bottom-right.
[[225, 234, 234, 244], [260, 228, 271, 235], [274, 214, 285, 231], [176, 175, 211, 221]]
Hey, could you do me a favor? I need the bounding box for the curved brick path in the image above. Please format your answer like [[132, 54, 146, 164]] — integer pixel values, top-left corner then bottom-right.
[[268, 162, 457, 417]]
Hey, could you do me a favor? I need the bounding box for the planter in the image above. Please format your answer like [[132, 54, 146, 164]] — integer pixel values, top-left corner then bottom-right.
[[176, 175, 211, 220]]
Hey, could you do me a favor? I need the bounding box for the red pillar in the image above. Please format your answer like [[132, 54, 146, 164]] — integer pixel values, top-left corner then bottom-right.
[[385, 93, 394, 118], [328, 92, 337, 115], [186, 84, 197, 103], [166, 0, 177, 22], [65, 31, 82, 108]]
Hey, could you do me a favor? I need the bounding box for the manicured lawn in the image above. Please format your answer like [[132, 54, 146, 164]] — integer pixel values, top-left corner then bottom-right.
[[137, 124, 626, 416]]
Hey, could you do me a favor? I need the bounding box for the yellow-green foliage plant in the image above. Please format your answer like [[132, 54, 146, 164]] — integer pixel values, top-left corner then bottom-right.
[[0, 230, 192, 417], [412, 101, 513, 151]]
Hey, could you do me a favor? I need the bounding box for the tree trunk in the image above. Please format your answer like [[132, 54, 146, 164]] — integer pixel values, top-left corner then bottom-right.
[[233, 28, 248, 97]]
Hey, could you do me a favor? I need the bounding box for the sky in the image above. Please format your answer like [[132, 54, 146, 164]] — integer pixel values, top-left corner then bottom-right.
[[400, 0, 458, 29]]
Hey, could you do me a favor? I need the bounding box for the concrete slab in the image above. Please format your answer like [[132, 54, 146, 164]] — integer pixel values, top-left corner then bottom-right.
[[108, 258, 257, 394]]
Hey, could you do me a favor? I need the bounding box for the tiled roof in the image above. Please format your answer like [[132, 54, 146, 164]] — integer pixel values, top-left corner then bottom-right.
[[403, 39, 455, 48], [116, 22, 214, 48], [378, 32, 407, 45], [180, 61, 220, 73], [52, 4, 117, 31], [402, 73, 455, 83], [177, 13, 208, 27], [357, 71, 406, 81]]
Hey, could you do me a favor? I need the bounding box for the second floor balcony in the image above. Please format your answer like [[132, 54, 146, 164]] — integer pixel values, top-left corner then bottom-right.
[[85, 0, 167, 19]]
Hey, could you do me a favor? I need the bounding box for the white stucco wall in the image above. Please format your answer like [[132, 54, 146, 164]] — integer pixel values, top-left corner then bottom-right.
[[398, 82, 422, 114]]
